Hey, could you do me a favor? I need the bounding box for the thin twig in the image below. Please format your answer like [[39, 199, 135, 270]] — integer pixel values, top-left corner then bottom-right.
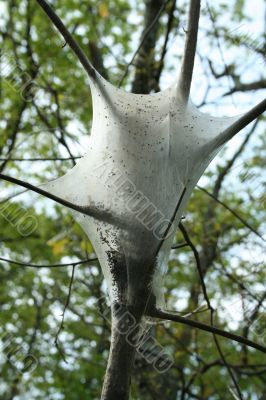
[[171, 241, 189, 250], [196, 185, 265, 242], [118, 0, 169, 87], [0, 256, 98, 268], [179, 222, 243, 398], [0, 157, 81, 162], [210, 310, 244, 400], [179, 222, 212, 310], [156, 187, 187, 256], [55, 264, 76, 362], [0, 189, 29, 204], [206, 1, 236, 106], [144, 188, 187, 316]]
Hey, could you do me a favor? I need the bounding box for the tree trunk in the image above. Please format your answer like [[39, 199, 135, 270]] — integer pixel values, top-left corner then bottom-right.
[[101, 303, 143, 400]]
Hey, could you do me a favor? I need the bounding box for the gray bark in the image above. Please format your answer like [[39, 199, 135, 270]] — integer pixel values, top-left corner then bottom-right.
[[101, 304, 143, 400]]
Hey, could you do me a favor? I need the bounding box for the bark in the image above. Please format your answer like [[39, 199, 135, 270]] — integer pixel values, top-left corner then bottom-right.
[[101, 303, 143, 400]]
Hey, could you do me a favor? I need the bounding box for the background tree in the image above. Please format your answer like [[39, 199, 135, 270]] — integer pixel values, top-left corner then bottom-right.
[[0, 0, 265, 399]]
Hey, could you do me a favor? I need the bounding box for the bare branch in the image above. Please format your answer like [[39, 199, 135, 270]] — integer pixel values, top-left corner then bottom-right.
[[223, 79, 266, 96], [35, 0, 96, 79], [0, 256, 98, 268], [206, 2, 236, 103], [55, 264, 76, 362], [147, 308, 266, 354], [210, 310, 244, 400], [0, 157, 81, 162], [179, 223, 243, 397], [179, 222, 212, 310], [177, 0, 201, 103], [197, 185, 265, 242], [154, 187, 187, 256], [214, 98, 266, 148], [0, 173, 111, 222], [0, 189, 29, 204], [171, 241, 188, 250]]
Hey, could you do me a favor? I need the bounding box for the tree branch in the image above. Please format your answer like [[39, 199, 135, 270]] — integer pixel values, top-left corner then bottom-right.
[[210, 310, 244, 400], [179, 222, 211, 309], [179, 223, 243, 398], [223, 79, 266, 96], [54, 264, 76, 363], [214, 98, 266, 148], [154, 187, 187, 256], [197, 185, 265, 242], [0, 157, 81, 162], [206, 2, 236, 102], [177, 0, 201, 103], [0, 256, 98, 268], [147, 308, 266, 355], [0, 173, 111, 221], [171, 241, 188, 250], [35, 0, 96, 79]]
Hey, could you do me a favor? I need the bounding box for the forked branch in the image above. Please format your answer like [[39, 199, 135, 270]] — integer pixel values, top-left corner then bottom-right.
[[35, 0, 96, 79], [177, 0, 201, 103]]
